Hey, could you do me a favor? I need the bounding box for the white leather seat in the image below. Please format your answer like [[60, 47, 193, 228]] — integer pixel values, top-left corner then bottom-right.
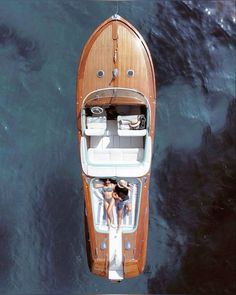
[[117, 115, 147, 136], [85, 116, 107, 136], [80, 136, 152, 177], [88, 148, 144, 164], [118, 129, 147, 136]]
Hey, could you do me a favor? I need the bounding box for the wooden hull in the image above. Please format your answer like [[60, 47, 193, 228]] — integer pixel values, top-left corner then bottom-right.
[[76, 15, 156, 280]]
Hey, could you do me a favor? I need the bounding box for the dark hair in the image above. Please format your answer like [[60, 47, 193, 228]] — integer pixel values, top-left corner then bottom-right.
[[102, 178, 117, 185], [103, 178, 111, 184]]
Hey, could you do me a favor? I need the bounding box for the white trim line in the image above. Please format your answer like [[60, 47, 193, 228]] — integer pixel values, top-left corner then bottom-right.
[[108, 228, 123, 280]]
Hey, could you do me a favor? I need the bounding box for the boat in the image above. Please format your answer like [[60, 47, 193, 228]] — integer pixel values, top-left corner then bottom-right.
[[76, 14, 156, 281]]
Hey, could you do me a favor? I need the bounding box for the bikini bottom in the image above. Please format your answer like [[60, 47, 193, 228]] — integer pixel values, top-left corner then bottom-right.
[[104, 197, 113, 204]]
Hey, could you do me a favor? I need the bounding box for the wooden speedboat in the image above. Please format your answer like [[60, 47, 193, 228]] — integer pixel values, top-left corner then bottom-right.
[[76, 14, 156, 281]]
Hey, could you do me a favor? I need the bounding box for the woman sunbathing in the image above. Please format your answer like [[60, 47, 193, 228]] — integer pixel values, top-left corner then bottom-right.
[[94, 179, 116, 228]]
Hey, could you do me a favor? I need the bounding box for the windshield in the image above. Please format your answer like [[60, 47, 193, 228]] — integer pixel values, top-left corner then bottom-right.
[[83, 87, 149, 107]]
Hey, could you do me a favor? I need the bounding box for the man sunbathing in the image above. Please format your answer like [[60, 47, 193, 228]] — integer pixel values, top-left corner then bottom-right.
[[113, 179, 132, 232]]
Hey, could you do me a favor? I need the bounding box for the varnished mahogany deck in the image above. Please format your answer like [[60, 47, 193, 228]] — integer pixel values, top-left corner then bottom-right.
[[76, 15, 156, 279]]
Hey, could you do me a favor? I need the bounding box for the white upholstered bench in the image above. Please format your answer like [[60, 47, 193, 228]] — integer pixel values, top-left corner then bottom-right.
[[88, 148, 144, 164]]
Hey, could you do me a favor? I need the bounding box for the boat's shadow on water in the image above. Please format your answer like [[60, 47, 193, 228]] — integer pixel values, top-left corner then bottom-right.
[[33, 173, 85, 289], [148, 100, 236, 294]]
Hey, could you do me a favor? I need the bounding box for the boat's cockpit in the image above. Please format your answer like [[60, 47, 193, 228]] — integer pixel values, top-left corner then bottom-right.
[[80, 88, 152, 178]]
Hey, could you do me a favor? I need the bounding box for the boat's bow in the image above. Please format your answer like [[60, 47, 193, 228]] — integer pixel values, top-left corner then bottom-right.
[[77, 14, 156, 134]]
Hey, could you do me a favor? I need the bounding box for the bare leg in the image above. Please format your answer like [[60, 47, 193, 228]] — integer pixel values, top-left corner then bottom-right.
[[104, 201, 111, 227], [107, 198, 115, 225], [125, 201, 132, 215]]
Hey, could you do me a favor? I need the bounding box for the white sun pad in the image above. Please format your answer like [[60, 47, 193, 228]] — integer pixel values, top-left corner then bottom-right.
[[90, 179, 140, 233]]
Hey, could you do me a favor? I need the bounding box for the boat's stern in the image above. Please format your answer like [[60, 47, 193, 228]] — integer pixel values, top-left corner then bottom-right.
[[82, 173, 149, 280]]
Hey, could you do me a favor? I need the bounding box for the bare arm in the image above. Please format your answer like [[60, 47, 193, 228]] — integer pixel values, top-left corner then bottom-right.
[[94, 182, 104, 188], [112, 192, 122, 200], [127, 183, 133, 190]]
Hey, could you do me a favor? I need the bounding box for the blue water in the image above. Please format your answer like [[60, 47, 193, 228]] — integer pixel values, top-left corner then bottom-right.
[[0, 0, 235, 294]]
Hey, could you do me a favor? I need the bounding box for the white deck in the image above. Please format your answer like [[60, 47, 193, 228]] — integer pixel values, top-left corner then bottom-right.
[[109, 228, 123, 280], [90, 178, 140, 233]]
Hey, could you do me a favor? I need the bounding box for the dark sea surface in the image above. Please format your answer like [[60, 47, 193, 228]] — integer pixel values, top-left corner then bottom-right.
[[0, 0, 235, 294]]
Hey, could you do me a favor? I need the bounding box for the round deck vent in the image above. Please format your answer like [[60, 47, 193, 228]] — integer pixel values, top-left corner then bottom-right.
[[100, 242, 107, 250], [96, 70, 104, 78], [125, 240, 131, 250], [127, 69, 134, 77]]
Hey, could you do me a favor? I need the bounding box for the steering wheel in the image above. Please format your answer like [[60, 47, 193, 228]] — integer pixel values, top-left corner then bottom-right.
[[91, 106, 104, 115]]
